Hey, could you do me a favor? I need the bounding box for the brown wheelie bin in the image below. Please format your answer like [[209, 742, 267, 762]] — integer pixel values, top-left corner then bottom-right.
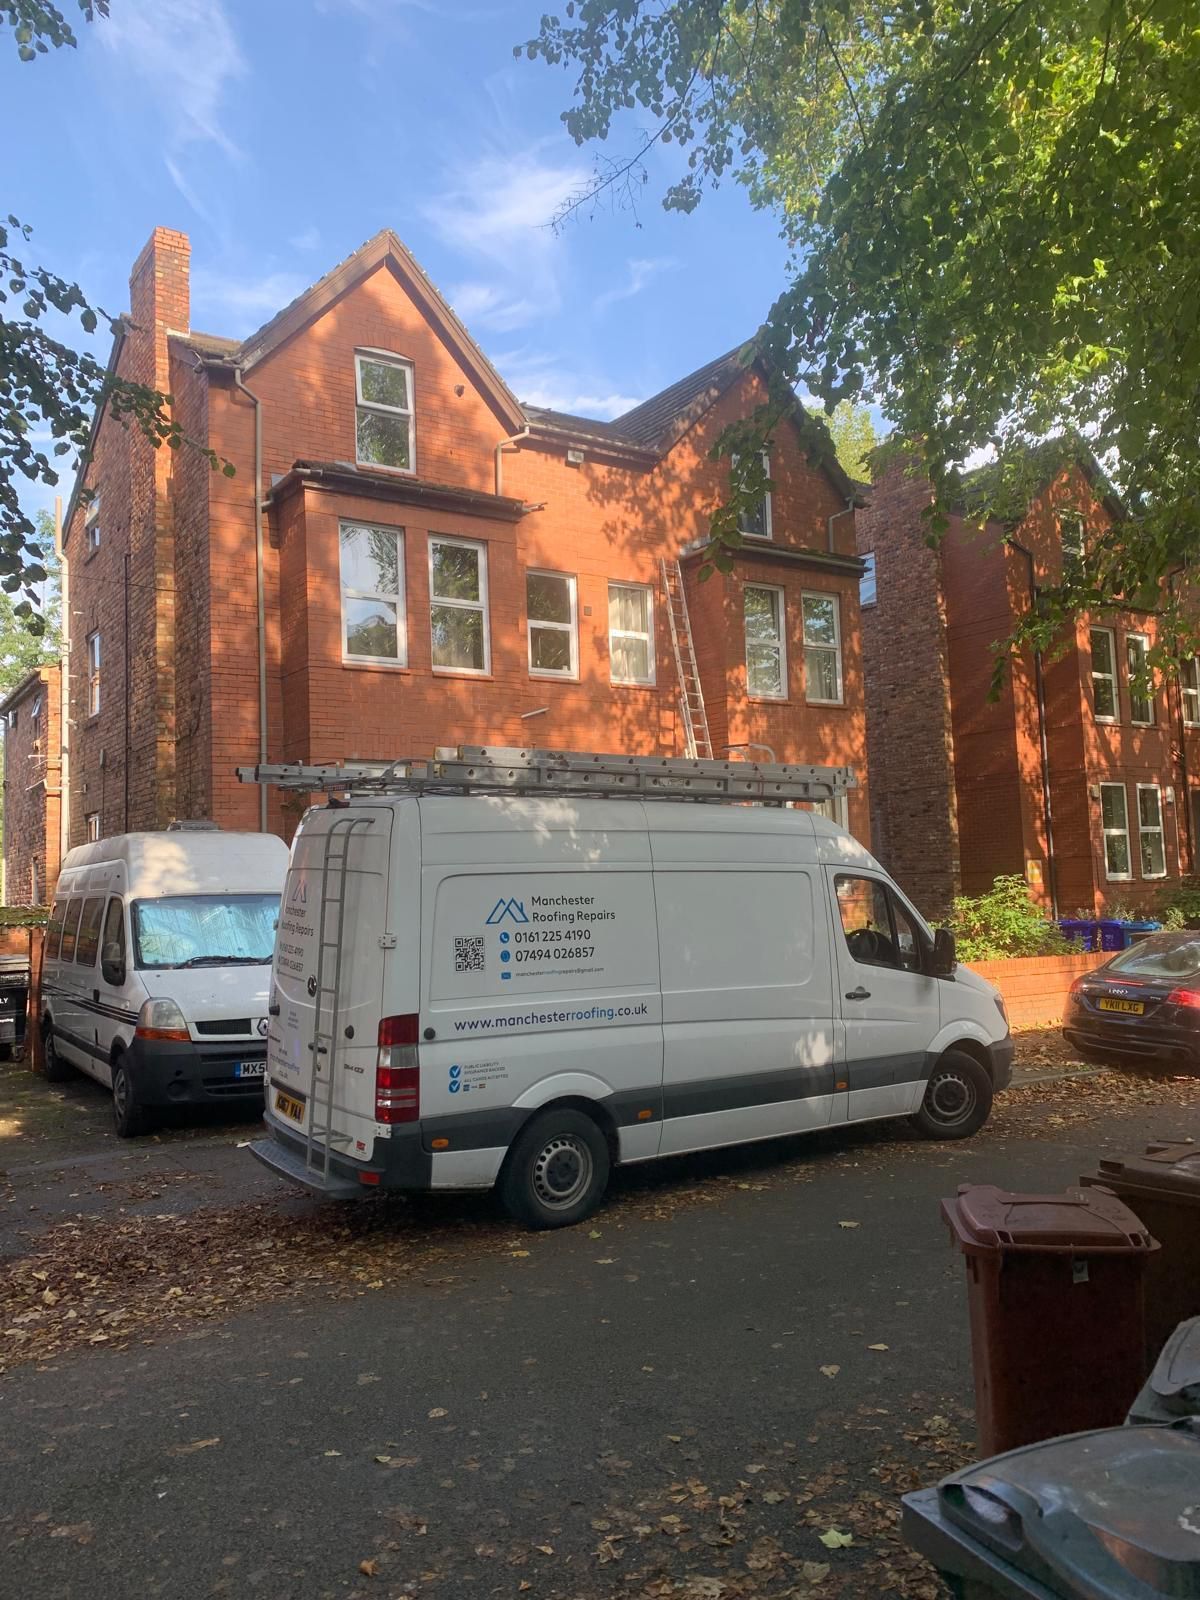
[[942, 1184, 1158, 1456], [1082, 1141, 1200, 1370]]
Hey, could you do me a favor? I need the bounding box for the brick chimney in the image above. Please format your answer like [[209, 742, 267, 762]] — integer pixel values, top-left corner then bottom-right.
[[127, 226, 190, 394]]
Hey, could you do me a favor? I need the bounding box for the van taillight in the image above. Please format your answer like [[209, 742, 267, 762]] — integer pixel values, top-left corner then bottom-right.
[[376, 1014, 420, 1123]]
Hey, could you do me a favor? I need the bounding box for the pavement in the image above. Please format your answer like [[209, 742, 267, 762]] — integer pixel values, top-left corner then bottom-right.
[[2, 1046, 1199, 1600]]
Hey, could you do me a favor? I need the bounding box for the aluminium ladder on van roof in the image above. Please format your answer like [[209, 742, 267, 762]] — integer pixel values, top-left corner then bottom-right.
[[237, 746, 856, 806]]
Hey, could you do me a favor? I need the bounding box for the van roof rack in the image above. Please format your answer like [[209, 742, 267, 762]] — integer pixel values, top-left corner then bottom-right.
[[237, 747, 855, 806]]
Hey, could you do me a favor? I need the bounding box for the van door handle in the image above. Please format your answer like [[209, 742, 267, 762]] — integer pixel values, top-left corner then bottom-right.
[[845, 986, 871, 1001], [93, 989, 100, 1003]]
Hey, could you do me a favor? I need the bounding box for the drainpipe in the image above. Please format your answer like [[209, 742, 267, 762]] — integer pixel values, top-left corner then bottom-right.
[[54, 495, 69, 862], [123, 551, 131, 831], [827, 499, 855, 554], [1009, 538, 1060, 919], [232, 369, 268, 833], [1167, 566, 1192, 873], [494, 426, 530, 497]]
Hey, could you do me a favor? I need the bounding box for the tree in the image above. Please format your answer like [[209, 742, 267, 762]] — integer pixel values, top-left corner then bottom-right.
[[0, 508, 59, 697], [522, 2, 1200, 644], [824, 401, 879, 484], [1, 3, 229, 617]]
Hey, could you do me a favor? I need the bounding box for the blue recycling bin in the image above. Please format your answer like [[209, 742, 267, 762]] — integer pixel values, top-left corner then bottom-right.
[[1059, 918, 1098, 951], [1121, 919, 1163, 948]]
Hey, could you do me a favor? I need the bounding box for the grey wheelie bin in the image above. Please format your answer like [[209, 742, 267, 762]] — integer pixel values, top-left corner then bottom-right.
[[902, 1418, 1200, 1598], [1127, 1317, 1200, 1426]]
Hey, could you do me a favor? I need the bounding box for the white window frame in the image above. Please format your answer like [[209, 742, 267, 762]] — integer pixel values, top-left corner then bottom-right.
[[1126, 632, 1155, 726], [354, 349, 415, 475], [86, 631, 101, 717], [30, 694, 42, 743], [1182, 658, 1200, 727], [526, 570, 579, 680], [744, 583, 787, 700], [802, 591, 844, 706], [860, 551, 877, 608], [339, 521, 407, 667], [85, 492, 100, 552], [429, 535, 490, 676], [809, 794, 850, 830], [85, 812, 100, 843], [608, 581, 656, 686], [1100, 782, 1132, 882], [1090, 626, 1118, 723], [1137, 783, 1167, 879], [735, 451, 773, 540]]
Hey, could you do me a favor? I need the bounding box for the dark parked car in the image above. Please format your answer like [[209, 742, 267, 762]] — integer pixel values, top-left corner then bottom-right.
[[1063, 931, 1200, 1071]]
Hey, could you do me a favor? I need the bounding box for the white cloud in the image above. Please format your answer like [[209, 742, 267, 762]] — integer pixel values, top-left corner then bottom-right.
[[595, 257, 678, 314], [99, 0, 246, 158], [521, 387, 645, 421], [288, 225, 322, 253], [449, 281, 540, 335], [423, 148, 587, 332], [496, 347, 642, 421], [191, 268, 310, 335]]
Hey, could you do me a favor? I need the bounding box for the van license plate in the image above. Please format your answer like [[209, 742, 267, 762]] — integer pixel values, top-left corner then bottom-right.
[[1098, 997, 1144, 1015], [275, 1090, 305, 1124], [234, 1061, 265, 1078]]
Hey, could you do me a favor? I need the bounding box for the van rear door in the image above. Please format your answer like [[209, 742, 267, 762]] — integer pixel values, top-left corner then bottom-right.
[[268, 804, 394, 1164]]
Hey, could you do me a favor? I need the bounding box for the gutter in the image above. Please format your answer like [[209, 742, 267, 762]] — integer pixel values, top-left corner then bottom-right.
[[231, 368, 269, 833], [1009, 538, 1060, 919], [827, 498, 855, 554], [494, 426, 530, 497], [54, 495, 69, 864]]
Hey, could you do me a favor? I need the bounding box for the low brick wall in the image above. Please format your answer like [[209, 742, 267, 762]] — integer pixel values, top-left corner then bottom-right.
[[965, 950, 1112, 1030]]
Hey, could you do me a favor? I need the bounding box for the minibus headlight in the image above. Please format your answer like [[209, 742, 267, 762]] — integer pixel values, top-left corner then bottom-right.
[[135, 997, 191, 1042]]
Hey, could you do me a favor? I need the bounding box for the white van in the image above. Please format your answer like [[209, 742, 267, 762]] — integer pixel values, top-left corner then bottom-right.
[[245, 749, 1013, 1228], [40, 825, 289, 1135]]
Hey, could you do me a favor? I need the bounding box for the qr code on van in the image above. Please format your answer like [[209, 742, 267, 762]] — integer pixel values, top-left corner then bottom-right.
[[454, 936, 486, 973]]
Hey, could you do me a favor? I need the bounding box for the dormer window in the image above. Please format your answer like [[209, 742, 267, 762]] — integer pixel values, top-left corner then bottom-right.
[[355, 351, 414, 472]]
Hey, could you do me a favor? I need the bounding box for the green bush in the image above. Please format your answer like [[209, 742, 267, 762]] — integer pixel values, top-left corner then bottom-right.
[[1157, 881, 1200, 930], [949, 875, 1069, 962]]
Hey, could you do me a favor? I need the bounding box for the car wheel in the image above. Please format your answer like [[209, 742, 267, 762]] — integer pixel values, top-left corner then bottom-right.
[[499, 1108, 611, 1230], [911, 1050, 993, 1140], [112, 1055, 152, 1138], [40, 1023, 72, 1082]]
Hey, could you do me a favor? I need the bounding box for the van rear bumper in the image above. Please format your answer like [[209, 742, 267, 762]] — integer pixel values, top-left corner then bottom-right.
[[251, 1114, 433, 1197]]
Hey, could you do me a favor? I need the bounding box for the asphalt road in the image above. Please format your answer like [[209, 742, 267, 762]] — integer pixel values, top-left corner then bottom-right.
[[3, 1056, 1199, 1600]]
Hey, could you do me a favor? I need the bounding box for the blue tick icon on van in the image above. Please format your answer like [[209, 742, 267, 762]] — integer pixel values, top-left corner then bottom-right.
[[486, 897, 529, 926], [448, 1064, 462, 1094]]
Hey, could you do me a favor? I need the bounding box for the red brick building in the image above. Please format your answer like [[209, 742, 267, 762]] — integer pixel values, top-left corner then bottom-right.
[[859, 452, 1199, 918], [1, 665, 62, 905], [54, 227, 866, 864]]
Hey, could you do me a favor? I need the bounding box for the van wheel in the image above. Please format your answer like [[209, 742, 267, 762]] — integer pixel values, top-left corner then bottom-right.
[[911, 1050, 993, 1140], [499, 1109, 611, 1230], [112, 1055, 152, 1138], [40, 1023, 72, 1082]]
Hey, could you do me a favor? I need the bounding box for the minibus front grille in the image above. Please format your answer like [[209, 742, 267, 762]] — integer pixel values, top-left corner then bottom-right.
[[194, 1018, 253, 1036]]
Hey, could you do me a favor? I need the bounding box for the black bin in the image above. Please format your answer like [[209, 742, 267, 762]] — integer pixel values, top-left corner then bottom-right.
[[902, 1419, 1200, 1598]]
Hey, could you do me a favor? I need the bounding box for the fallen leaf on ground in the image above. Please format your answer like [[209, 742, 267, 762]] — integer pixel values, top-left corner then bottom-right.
[[359, 1558, 378, 1577], [169, 1437, 220, 1455], [323, 1450, 342, 1457], [510, 1250, 530, 1259], [819, 1528, 853, 1551], [868, 1343, 890, 1351], [837, 1220, 860, 1229], [801, 1560, 831, 1582], [427, 1407, 447, 1418], [820, 1364, 840, 1378]]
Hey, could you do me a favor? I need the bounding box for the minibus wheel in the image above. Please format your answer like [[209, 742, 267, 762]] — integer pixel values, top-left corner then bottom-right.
[[111, 1054, 152, 1138], [499, 1108, 611, 1229], [40, 1022, 72, 1083], [911, 1050, 992, 1140]]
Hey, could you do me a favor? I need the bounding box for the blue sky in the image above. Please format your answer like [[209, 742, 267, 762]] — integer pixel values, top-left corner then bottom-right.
[[6, 0, 794, 529]]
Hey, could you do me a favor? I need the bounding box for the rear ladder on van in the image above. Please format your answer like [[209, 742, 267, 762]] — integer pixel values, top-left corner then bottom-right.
[[305, 813, 375, 1184]]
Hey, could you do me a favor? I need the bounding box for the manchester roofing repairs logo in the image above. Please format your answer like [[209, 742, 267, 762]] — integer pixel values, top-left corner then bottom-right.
[[485, 897, 529, 926]]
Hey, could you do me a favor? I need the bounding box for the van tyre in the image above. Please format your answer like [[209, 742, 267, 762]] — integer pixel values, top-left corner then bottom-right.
[[499, 1109, 610, 1230], [112, 1054, 152, 1138], [912, 1050, 993, 1140], [40, 1023, 72, 1082]]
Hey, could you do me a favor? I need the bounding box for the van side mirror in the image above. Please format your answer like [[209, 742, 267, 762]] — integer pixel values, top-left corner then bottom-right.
[[930, 927, 957, 978], [101, 943, 125, 987]]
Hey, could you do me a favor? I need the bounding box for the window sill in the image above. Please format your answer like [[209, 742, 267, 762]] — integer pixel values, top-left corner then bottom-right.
[[806, 697, 846, 708], [84, 713, 101, 728], [83, 544, 101, 565], [747, 695, 790, 706], [431, 668, 493, 682], [610, 679, 658, 691], [530, 673, 580, 684], [1130, 720, 1157, 729], [355, 458, 416, 478], [1094, 716, 1119, 725], [341, 659, 411, 674]]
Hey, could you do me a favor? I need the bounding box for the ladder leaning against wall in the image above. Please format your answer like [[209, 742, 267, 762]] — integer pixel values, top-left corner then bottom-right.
[[660, 557, 713, 759]]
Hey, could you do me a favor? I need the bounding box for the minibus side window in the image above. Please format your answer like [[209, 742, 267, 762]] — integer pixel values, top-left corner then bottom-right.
[[59, 898, 84, 963], [75, 897, 105, 967], [102, 897, 126, 975], [46, 899, 66, 961]]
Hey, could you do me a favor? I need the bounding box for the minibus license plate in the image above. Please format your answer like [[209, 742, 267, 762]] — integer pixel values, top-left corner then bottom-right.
[[1098, 996, 1144, 1015], [235, 1061, 265, 1078], [275, 1090, 305, 1124]]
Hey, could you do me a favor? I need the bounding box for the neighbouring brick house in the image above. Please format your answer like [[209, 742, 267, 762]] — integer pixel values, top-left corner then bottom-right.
[[0, 665, 62, 905], [51, 226, 866, 865], [859, 450, 1200, 919]]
